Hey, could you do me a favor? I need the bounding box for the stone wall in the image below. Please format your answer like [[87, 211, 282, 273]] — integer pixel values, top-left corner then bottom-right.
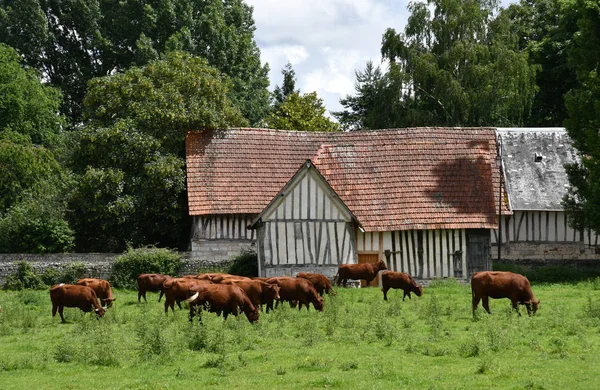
[[492, 242, 600, 262], [190, 239, 254, 263], [0, 252, 241, 285]]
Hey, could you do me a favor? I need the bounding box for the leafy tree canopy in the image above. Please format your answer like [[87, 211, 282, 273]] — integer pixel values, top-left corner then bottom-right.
[[70, 52, 245, 252], [503, 0, 577, 126], [336, 0, 538, 130], [266, 92, 340, 132], [562, 0, 600, 235], [0, 0, 270, 124]]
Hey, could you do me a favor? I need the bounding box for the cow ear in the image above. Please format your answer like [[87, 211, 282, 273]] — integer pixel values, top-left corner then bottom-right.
[[537, 299, 541, 305]]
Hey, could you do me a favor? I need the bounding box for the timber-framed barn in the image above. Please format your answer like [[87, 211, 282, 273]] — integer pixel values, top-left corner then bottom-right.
[[186, 127, 509, 282]]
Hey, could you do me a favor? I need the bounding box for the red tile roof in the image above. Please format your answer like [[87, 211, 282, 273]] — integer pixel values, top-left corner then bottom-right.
[[186, 127, 509, 231]]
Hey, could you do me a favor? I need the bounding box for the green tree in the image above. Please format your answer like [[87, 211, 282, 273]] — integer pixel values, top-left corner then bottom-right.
[[0, 0, 270, 124], [563, 0, 600, 235], [337, 0, 537, 129], [70, 52, 246, 252], [0, 44, 73, 253], [504, 0, 577, 126], [272, 62, 299, 110], [266, 92, 340, 132]]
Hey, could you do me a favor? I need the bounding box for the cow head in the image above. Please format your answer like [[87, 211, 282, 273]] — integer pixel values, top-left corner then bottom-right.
[[414, 285, 423, 297], [94, 307, 105, 318], [268, 284, 281, 301], [104, 298, 116, 308], [246, 307, 259, 323], [377, 261, 388, 272], [313, 297, 324, 312], [526, 299, 540, 315]]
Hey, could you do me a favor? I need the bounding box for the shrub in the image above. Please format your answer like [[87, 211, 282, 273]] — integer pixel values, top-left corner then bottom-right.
[[40, 262, 88, 285], [110, 246, 183, 289], [3, 261, 44, 290], [227, 248, 258, 277]]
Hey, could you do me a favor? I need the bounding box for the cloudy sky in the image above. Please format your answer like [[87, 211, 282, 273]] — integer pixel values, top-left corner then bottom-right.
[[247, 0, 517, 117]]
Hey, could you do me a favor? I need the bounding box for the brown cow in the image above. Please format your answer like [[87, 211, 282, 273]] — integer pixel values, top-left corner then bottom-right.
[[75, 278, 116, 308], [50, 284, 105, 323], [335, 260, 387, 287], [187, 284, 259, 323], [211, 274, 251, 284], [163, 278, 211, 314], [471, 271, 540, 316], [267, 277, 323, 312], [297, 272, 336, 296], [220, 279, 280, 313], [381, 271, 423, 301], [137, 273, 172, 303]]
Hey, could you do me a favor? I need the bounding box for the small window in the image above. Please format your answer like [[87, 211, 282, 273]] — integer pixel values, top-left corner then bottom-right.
[[534, 153, 543, 163]]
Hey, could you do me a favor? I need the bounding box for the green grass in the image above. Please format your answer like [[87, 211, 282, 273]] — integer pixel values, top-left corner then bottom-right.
[[2, 279, 600, 389]]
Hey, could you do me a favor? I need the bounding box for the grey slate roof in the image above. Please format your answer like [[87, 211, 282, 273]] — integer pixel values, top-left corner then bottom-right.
[[497, 128, 579, 211]]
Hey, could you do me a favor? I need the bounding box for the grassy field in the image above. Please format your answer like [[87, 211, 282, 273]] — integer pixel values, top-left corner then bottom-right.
[[1, 279, 600, 389]]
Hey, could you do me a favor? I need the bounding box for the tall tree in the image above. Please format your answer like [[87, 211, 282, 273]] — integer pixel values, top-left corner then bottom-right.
[[272, 62, 299, 110], [0, 43, 73, 253], [266, 92, 340, 132], [504, 0, 577, 126], [337, 0, 537, 129], [562, 0, 600, 235], [70, 51, 246, 252], [0, 0, 270, 124]]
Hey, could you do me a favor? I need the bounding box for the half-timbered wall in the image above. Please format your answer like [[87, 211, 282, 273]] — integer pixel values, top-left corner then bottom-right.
[[256, 166, 358, 277], [192, 214, 256, 240], [491, 211, 599, 246], [359, 229, 468, 279]]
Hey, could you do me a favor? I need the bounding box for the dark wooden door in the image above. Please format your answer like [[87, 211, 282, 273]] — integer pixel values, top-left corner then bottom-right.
[[467, 230, 491, 278], [358, 253, 380, 287]]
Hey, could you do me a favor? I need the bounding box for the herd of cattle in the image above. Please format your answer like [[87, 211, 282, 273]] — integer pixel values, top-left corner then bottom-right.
[[46, 259, 540, 324]]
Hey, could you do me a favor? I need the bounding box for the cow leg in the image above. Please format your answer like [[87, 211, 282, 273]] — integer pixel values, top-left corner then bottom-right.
[[158, 290, 164, 302], [58, 306, 66, 323], [382, 287, 389, 301], [342, 279, 347, 288], [472, 294, 481, 315], [138, 290, 142, 303], [482, 297, 491, 314], [52, 303, 58, 317], [403, 291, 408, 301], [176, 300, 182, 310], [512, 301, 522, 316]]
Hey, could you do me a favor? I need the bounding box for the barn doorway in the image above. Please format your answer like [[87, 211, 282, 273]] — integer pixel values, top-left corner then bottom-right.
[[467, 229, 491, 278], [358, 253, 380, 287]]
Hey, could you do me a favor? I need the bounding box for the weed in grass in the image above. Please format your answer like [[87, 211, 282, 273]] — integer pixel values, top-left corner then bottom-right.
[[188, 322, 208, 351], [310, 375, 340, 388], [135, 311, 170, 361], [475, 354, 495, 375], [425, 293, 444, 341], [276, 366, 286, 375], [237, 352, 247, 367], [203, 354, 226, 368], [54, 337, 76, 363], [583, 295, 600, 319], [459, 336, 481, 357], [88, 323, 121, 367], [550, 337, 568, 359], [323, 294, 341, 336], [340, 361, 359, 371], [297, 356, 332, 372]]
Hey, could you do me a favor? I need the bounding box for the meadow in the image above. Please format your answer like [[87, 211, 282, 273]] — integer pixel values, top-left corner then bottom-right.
[[1, 279, 600, 389]]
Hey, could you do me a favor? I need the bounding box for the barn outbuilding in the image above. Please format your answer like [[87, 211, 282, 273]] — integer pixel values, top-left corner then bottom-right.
[[186, 127, 508, 282], [493, 128, 599, 260]]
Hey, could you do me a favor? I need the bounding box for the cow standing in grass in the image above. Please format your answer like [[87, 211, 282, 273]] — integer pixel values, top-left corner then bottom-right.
[[471, 271, 540, 316], [381, 271, 423, 301], [335, 261, 387, 287], [163, 277, 211, 314], [50, 284, 105, 323], [297, 272, 335, 296], [187, 284, 259, 323], [76, 278, 116, 308], [137, 274, 172, 303]]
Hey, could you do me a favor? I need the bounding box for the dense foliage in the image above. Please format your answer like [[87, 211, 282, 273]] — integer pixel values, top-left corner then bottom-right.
[[110, 247, 183, 289], [0, 0, 270, 124], [69, 52, 245, 252], [0, 44, 73, 253], [2, 261, 87, 290], [226, 248, 258, 277], [335, 0, 538, 130], [562, 0, 600, 235]]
